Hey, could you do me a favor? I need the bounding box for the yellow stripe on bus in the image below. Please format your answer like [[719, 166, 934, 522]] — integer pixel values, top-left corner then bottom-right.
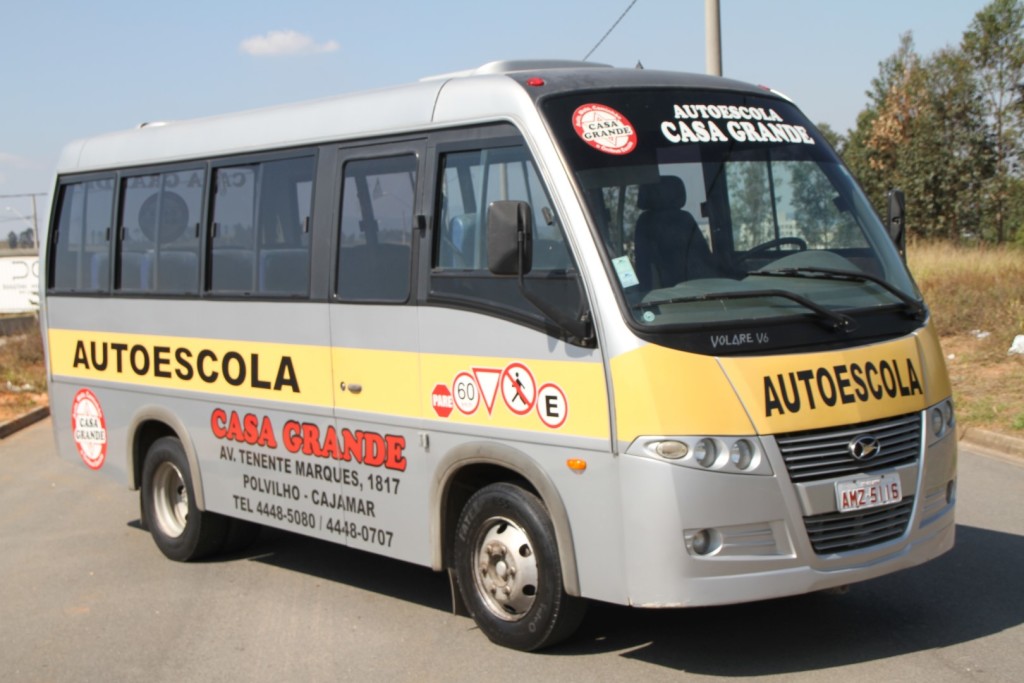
[[720, 334, 930, 434], [48, 328, 336, 407], [49, 328, 611, 438], [418, 353, 609, 437], [611, 343, 753, 437], [53, 326, 942, 441], [613, 328, 944, 438]]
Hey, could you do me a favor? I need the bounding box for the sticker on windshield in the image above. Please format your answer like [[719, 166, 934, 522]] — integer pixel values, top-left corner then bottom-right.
[[660, 103, 816, 146], [573, 104, 637, 155], [612, 256, 639, 288]]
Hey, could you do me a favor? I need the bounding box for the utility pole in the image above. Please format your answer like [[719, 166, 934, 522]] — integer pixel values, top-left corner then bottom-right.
[[705, 0, 722, 76], [30, 194, 38, 243]]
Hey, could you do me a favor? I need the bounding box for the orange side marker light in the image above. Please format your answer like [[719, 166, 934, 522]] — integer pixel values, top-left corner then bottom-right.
[[566, 458, 587, 474]]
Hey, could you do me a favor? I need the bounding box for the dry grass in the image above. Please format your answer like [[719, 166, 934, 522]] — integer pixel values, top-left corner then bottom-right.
[[0, 320, 48, 421], [908, 240, 1024, 433], [908, 240, 1024, 345]]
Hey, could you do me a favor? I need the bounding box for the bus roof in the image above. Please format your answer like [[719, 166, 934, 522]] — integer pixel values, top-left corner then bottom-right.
[[55, 60, 770, 175]]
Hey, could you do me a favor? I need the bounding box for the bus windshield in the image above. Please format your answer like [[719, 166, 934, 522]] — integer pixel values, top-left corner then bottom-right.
[[541, 89, 920, 331]]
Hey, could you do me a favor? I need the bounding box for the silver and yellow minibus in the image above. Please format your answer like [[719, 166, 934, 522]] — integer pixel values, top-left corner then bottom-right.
[[42, 60, 957, 650]]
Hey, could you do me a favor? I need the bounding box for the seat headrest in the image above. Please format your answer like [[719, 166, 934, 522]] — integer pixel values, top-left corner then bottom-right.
[[638, 176, 687, 211]]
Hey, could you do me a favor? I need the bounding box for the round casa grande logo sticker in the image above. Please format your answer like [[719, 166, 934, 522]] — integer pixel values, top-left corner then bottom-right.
[[71, 388, 108, 470], [572, 103, 637, 155]]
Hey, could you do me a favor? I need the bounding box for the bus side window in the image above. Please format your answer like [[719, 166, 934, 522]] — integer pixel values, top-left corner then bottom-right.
[[117, 169, 203, 294], [208, 155, 313, 296], [257, 157, 313, 295], [48, 177, 114, 292], [336, 155, 416, 303], [434, 147, 571, 274], [430, 145, 579, 329]]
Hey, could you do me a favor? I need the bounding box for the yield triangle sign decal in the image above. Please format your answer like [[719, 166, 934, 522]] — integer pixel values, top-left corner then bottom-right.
[[472, 367, 502, 415]]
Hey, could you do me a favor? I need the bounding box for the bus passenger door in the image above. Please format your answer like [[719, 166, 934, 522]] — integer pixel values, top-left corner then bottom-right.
[[329, 141, 429, 565]]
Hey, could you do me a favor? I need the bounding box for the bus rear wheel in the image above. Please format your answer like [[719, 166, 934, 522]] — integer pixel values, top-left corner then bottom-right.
[[454, 483, 585, 651], [141, 436, 228, 561]]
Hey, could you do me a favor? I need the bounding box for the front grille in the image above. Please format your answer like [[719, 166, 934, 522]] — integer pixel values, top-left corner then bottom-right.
[[777, 413, 922, 483], [805, 497, 914, 553]]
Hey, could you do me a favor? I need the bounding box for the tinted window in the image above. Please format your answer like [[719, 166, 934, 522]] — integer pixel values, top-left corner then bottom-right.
[[430, 145, 580, 326], [336, 155, 416, 302], [436, 147, 571, 272], [543, 89, 918, 331], [209, 155, 313, 295], [49, 178, 115, 292], [118, 169, 204, 293]]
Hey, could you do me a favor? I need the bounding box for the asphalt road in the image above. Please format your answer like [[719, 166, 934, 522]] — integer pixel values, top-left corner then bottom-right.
[[2, 419, 1022, 682]]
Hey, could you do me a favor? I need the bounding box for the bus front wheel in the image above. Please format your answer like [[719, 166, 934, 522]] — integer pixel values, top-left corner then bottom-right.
[[453, 482, 585, 650], [141, 436, 228, 561]]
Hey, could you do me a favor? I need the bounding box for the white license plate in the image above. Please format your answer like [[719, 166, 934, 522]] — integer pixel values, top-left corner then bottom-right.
[[835, 473, 903, 513]]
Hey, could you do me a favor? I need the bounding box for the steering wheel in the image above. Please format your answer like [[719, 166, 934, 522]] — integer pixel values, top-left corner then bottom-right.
[[742, 236, 808, 261]]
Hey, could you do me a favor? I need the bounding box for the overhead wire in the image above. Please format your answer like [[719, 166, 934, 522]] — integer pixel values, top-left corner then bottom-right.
[[582, 0, 639, 61]]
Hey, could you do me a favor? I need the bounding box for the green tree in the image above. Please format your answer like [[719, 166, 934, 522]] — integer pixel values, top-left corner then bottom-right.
[[962, 0, 1024, 243], [916, 47, 993, 241], [727, 161, 774, 248], [788, 160, 826, 244], [843, 34, 929, 229], [842, 26, 1001, 243]]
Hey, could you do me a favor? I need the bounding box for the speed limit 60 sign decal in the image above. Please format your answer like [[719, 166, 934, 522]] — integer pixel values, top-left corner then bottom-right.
[[452, 372, 479, 415], [431, 361, 568, 429]]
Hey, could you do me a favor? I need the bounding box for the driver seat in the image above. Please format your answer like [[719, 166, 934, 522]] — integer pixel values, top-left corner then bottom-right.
[[633, 176, 714, 289]]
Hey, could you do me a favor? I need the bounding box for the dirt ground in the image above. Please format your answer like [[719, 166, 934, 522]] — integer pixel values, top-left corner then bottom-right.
[[0, 327, 47, 425], [0, 390, 47, 424]]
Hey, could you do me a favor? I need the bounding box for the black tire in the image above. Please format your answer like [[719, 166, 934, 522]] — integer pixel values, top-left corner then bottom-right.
[[454, 483, 586, 651], [140, 436, 229, 561]]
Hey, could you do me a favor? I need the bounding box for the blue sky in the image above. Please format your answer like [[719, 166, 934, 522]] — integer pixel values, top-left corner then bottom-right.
[[0, 0, 994, 230]]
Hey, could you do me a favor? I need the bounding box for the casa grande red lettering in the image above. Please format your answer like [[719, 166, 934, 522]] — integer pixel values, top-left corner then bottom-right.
[[209, 409, 408, 472], [211, 409, 278, 448], [281, 420, 407, 472], [763, 358, 922, 417], [72, 339, 299, 392]]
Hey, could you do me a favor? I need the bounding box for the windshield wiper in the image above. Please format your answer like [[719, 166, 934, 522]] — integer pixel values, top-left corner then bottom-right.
[[751, 266, 927, 320], [634, 289, 855, 331]]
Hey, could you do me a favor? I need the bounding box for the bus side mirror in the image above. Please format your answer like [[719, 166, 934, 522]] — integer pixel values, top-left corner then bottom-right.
[[486, 199, 593, 345], [487, 200, 533, 276], [887, 189, 906, 260]]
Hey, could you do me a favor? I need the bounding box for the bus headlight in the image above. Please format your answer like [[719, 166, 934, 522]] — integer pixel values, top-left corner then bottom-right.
[[654, 440, 688, 460], [928, 398, 955, 441], [930, 407, 943, 436], [729, 439, 755, 470], [635, 436, 772, 475], [694, 438, 719, 468]]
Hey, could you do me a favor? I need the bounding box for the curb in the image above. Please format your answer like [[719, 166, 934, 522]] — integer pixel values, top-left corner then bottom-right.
[[960, 427, 1024, 461], [0, 406, 50, 439]]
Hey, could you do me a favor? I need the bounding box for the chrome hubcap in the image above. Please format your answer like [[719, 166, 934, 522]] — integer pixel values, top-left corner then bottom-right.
[[152, 461, 188, 538], [473, 517, 539, 621]]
